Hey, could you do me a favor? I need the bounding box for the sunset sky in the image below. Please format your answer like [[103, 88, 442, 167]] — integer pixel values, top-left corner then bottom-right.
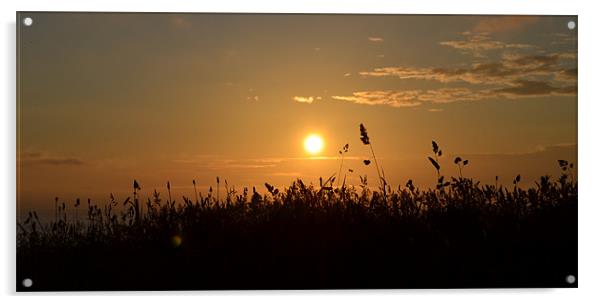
[[18, 13, 577, 216]]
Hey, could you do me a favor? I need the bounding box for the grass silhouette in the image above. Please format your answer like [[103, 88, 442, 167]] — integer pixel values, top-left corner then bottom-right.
[[16, 134, 577, 291]]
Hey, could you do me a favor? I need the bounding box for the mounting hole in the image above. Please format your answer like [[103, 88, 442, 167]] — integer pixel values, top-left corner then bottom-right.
[[566, 274, 576, 284], [22, 278, 33, 288], [567, 21, 576, 30], [23, 17, 33, 27]]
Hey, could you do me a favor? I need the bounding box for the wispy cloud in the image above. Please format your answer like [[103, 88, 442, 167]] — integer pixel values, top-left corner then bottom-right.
[[354, 48, 576, 106], [360, 51, 576, 86], [331, 88, 475, 107], [423, 88, 484, 103], [293, 96, 315, 104], [554, 68, 577, 82], [332, 91, 422, 108], [194, 158, 283, 171], [19, 151, 85, 166], [331, 82, 576, 108], [305, 19, 574, 111], [219, 159, 278, 169], [492, 80, 576, 97], [173, 155, 357, 168], [440, 32, 534, 57]]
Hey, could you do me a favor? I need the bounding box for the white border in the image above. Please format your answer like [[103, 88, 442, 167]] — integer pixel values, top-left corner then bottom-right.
[[2, 0, 601, 303]]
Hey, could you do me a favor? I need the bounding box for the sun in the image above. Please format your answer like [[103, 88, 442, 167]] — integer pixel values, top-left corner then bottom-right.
[[304, 134, 324, 155]]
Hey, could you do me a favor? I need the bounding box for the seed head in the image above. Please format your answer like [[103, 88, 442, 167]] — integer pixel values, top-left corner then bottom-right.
[[360, 124, 370, 145]]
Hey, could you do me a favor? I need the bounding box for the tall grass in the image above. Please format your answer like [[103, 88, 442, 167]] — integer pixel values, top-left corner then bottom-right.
[[18, 149, 577, 250], [359, 123, 385, 192], [16, 136, 577, 290]]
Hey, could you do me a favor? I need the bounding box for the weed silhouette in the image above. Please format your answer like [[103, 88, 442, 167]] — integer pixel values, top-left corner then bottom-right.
[[16, 141, 577, 291]]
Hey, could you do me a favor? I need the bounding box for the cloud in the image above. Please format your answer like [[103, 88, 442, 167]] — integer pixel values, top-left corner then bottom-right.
[[175, 155, 361, 173], [422, 88, 484, 103], [368, 37, 384, 42], [360, 64, 517, 85], [360, 66, 438, 80], [554, 68, 577, 82], [220, 160, 278, 169], [331, 20, 574, 109], [331, 88, 480, 107], [359, 52, 576, 87], [331, 81, 576, 109], [493, 80, 577, 97], [332, 91, 422, 108], [557, 52, 577, 60], [293, 96, 315, 104], [440, 32, 534, 57], [199, 158, 283, 171], [19, 152, 85, 166], [502, 53, 565, 70], [352, 49, 576, 106], [472, 16, 540, 33]]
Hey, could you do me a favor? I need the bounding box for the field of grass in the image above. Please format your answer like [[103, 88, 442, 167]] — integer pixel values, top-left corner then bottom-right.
[[16, 137, 577, 291]]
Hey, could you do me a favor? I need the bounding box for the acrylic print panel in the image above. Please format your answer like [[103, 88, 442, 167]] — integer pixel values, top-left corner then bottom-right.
[[16, 12, 578, 291]]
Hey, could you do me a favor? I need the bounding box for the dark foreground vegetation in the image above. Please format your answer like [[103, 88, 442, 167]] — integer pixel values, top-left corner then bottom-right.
[[17, 173, 577, 290], [17, 136, 577, 290]]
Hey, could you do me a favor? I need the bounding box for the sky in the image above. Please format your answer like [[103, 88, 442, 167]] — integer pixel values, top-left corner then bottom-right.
[[17, 13, 577, 217]]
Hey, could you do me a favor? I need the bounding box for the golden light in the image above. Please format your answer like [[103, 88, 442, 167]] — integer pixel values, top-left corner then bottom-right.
[[304, 134, 324, 155]]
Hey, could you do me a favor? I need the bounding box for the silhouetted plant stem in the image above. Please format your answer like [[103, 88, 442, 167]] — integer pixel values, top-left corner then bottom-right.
[[337, 154, 345, 187], [336, 143, 349, 188], [167, 181, 172, 205], [74, 198, 81, 224], [359, 124, 385, 194], [193, 180, 199, 204], [133, 180, 141, 224], [434, 154, 440, 179], [216, 177, 220, 203], [428, 141, 443, 188], [369, 143, 384, 192]]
